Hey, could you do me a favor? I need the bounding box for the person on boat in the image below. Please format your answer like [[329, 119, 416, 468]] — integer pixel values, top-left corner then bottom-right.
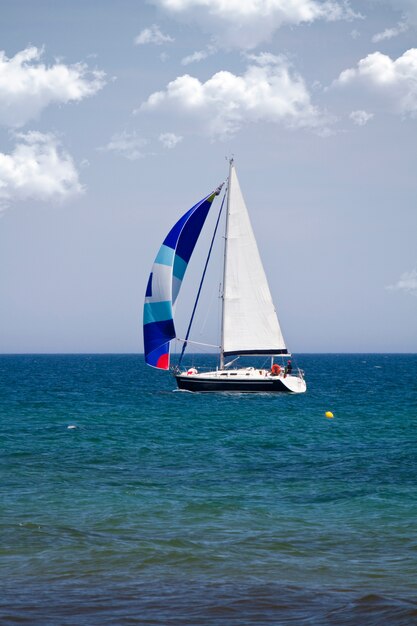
[[285, 360, 292, 376]]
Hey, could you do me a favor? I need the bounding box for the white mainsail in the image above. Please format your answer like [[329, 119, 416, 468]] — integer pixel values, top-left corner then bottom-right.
[[221, 162, 288, 357]]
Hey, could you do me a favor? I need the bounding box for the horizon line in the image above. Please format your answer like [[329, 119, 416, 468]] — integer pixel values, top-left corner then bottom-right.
[[1, 352, 416, 356]]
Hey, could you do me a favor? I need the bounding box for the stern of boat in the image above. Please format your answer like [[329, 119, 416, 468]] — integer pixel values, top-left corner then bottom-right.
[[278, 371, 307, 393]]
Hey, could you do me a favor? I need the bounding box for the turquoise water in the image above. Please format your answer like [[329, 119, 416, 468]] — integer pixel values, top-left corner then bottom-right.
[[1, 354, 417, 624]]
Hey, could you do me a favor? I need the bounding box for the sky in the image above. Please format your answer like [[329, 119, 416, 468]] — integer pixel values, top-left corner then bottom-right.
[[0, 0, 416, 354]]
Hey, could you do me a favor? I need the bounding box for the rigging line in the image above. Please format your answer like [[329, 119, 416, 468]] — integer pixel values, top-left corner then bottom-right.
[[178, 185, 228, 368], [176, 338, 220, 349]]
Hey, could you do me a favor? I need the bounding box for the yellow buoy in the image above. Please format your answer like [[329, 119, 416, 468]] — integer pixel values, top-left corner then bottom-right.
[[325, 411, 334, 419]]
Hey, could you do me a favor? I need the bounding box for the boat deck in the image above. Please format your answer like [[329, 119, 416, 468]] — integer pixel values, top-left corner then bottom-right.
[[175, 367, 306, 393]]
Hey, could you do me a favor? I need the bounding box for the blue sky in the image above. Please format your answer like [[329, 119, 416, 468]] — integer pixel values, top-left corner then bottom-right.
[[0, 0, 416, 353]]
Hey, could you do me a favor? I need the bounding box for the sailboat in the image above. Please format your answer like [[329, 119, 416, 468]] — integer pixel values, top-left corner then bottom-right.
[[143, 159, 306, 393]]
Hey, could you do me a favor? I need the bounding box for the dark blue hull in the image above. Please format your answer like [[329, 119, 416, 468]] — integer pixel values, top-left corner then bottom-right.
[[175, 375, 291, 393]]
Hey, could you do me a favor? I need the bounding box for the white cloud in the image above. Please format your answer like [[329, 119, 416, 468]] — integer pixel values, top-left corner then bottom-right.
[[181, 50, 209, 65], [139, 53, 326, 138], [181, 43, 217, 65], [386, 268, 417, 295], [0, 132, 83, 209], [99, 131, 148, 160], [333, 48, 417, 117], [153, 0, 359, 48], [0, 46, 106, 127], [159, 132, 183, 148], [372, 22, 408, 43], [382, 0, 417, 27], [349, 109, 373, 125], [134, 24, 174, 45]]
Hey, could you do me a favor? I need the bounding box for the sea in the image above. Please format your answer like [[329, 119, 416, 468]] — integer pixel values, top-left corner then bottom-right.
[[1, 353, 417, 625]]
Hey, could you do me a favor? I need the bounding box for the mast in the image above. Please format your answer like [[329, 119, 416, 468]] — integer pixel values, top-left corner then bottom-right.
[[220, 157, 233, 369]]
